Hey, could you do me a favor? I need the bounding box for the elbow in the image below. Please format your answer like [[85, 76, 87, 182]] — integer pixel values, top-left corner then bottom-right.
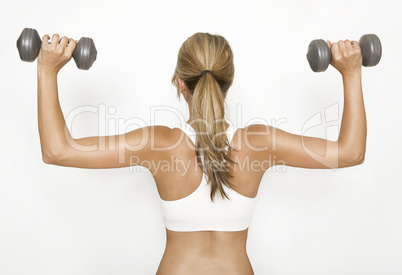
[[341, 150, 365, 167], [351, 152, 365, 166], [42, 149, 66, 165], [338, 141, 366, 168], [42, 154, 53, 164]]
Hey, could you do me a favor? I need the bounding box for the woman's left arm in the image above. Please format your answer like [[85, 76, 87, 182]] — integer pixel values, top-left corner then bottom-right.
[[37, 33, 172, 170]]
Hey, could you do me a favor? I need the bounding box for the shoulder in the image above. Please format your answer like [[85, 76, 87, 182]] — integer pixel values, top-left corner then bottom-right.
[[147, 125, 184, 151], [244, 124, 271, 132], [238, 124, 273, 151]]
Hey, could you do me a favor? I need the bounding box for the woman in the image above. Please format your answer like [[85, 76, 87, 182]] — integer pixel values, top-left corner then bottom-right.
[[38, 32, 366, 274]]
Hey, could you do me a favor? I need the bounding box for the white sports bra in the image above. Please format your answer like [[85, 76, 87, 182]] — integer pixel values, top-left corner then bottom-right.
[[158, 121, 256, 232]]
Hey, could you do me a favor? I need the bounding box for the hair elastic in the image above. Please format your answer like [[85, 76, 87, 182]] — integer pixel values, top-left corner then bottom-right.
[[200, 70, 213, 76]]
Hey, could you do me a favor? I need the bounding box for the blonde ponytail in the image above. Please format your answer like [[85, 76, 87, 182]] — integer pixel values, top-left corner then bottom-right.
[[172, 33, 235, 201]]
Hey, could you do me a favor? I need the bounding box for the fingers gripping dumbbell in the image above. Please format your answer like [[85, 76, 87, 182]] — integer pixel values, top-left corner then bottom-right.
[[306, 34, 382, 72], [16, 28, 97, 70]]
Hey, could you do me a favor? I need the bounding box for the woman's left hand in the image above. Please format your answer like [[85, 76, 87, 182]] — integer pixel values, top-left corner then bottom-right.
[[37, 34, 77, 74]]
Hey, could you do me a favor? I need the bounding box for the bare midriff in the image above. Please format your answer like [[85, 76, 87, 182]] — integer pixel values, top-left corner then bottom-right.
[[156, 228, 254, 275]]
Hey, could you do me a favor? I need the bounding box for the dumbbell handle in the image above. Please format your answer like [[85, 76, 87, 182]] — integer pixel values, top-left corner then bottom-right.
[[17, 28, 97, 70]]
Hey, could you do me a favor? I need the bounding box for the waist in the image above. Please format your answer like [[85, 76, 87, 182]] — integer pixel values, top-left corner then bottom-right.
[[157, 229, 253, 275]]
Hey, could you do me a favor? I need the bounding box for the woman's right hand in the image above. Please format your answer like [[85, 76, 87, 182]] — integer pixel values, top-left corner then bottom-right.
[[37, 34, 76, 75], [327, 40, 362, 76]]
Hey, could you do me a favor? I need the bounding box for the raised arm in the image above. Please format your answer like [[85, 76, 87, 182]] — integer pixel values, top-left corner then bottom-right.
[[247, 39, 366, 169], [37, 33, 176, 171]]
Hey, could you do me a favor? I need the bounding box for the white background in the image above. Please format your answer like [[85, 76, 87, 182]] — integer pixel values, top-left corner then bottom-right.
[[1, 0, 401, 274]]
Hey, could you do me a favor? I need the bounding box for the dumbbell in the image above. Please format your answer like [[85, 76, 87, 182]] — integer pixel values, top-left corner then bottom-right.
[[306, 34, 382, 72], [16, 28, 97, 70]]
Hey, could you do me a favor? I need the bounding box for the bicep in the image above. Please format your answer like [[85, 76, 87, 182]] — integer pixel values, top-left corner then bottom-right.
[[51, 127, 153, 169], [271, 128, 340, 169], [246, 125, 351, 169]]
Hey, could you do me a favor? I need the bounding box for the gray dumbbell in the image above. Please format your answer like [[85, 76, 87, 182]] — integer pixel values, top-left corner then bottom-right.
[[306, 34, 382, 72], [16, 28, 97, 70]]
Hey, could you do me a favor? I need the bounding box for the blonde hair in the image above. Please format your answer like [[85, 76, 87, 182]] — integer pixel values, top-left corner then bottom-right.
[[172, 33, 235, 201]]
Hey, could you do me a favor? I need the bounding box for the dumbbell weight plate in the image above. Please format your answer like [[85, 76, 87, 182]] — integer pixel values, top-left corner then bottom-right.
[[359, 34, 382, 67], [73, 37, 97, 70], [307, 39, 332, 73], [17, 28, 42, 62]]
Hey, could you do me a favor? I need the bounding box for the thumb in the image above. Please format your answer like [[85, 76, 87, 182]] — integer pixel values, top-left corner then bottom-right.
[[327, 40, 332, 48]]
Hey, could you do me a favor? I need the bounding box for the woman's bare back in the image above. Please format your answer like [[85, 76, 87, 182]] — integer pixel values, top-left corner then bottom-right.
[[153, 124, 264, 274]]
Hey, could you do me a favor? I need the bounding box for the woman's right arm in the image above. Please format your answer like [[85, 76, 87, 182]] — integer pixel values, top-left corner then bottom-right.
[[248, 39, 366, 169]]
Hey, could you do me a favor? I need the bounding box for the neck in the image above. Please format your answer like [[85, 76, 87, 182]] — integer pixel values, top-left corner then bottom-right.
[[186, 100, 193, 124], [186, 102, 229, 129]]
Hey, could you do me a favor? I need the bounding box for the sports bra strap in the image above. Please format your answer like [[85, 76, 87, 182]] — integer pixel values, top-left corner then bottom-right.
[[182, 121, 237, 146]]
